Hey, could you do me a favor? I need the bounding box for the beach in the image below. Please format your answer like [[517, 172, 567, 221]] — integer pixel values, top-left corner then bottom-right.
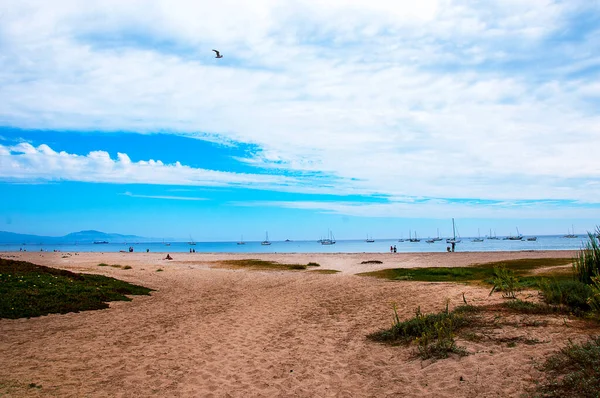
[[0, 250, 593, 397]]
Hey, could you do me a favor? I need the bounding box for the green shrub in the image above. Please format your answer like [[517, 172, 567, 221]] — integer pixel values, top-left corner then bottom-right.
[[573, 227, 600, 284], [489, 266, 519, 299], [539, 279, 592, 311], [307, 262, 320, 267], [588, 273, 600, 314]]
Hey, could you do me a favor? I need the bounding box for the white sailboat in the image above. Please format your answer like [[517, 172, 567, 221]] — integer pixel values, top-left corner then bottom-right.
[[409, 230, 420, 242], [188, 235, 196, 245], [487, 229, 499, 240], [472, 229, 483, 242], [261, 232, 271, 246], [237, 235, 245, 245], [564, 225, 577, 238], [365, 234, 375, 243], [446, 219, 461, 244], [320, 230, 336, 245]]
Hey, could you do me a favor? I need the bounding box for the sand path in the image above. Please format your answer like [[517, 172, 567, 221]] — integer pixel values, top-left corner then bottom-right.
[[0, 250, 593, 397]]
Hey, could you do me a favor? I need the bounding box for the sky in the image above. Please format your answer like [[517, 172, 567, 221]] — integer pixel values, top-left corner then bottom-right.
[[1, 0, 599, 241]]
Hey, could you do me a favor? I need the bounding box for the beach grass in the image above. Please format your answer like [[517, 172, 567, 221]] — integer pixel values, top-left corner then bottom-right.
[[534, 336, 600, 398], [215, 259, 319, 271], [308, 269, 340, 274], [368, 303, 476, 359], [0, 258, 152, 319], [358, 258, 573, 286], [97, 263, 132, 270]]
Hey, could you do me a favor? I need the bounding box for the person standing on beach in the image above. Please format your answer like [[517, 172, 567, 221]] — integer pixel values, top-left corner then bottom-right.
[[451, 242, 456, 252]]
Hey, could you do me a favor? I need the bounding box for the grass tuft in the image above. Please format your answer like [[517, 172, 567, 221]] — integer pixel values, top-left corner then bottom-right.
[[368, 303, 475, 360], [535, 336, 600, 398], [361, 260, 383, 264], [216, 259, 320, 271], [0, 258, 152, 319], [573, 227, 600, 284], [503, 300, 567, 315], [539, 279, 592, 311], [308, 269, 340, 274]]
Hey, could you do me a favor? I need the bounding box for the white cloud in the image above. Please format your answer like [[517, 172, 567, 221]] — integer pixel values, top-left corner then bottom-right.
[[121, 191, 207, 201], [0, 0, 599, 205], [0, 142, 314, 191], [235, 199, 600, 219]]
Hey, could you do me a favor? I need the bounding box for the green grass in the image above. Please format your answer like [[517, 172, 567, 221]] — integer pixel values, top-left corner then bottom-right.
[[98, 263, 131, 270], [0, 258, 153, 319], [534, 336, 600, 398], [368, 304, 476, 360], [573, 227, 600, 284], [216, 259, 320, 271], [358, 258, 573, 286], [308, 269, 340, 274], [503, 299, 569, 315]]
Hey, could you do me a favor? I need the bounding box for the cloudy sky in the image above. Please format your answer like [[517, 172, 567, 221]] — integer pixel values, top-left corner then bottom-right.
[[1, 0, 599, 240]]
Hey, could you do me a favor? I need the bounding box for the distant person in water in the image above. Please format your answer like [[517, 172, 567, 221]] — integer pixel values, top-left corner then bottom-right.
[[393, 245, 397, 253], [390, 245, 393, 253]]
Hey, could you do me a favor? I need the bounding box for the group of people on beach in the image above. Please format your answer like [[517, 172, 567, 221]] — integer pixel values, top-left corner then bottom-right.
[[389, 245, 397, 253]]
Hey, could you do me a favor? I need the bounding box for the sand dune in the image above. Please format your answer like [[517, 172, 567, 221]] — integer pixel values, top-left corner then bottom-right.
[[0, 250, 592, 397]]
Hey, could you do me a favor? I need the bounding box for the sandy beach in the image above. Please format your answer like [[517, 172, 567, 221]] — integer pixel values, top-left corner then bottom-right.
[[0, 250, 594, 397]]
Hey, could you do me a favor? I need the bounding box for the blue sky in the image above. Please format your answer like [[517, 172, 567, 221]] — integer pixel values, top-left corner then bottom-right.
[[1, 0, 599, 241]]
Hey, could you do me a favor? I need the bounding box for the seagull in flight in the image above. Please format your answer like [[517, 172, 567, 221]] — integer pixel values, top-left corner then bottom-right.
[[212, 49, 223, 58]]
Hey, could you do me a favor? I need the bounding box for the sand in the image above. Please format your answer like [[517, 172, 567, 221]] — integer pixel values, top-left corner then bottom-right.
[[0, 250, 595, 397]]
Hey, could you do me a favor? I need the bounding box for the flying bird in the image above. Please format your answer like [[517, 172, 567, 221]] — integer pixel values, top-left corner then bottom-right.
[[212, 49, 223, 58]]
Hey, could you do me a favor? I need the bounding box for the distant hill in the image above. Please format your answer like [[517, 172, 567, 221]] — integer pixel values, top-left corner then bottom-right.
[[0, 230, 153, 244]]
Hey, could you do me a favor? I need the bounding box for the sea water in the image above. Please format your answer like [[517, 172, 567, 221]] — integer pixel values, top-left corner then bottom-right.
[[0, 235, 592, 254]]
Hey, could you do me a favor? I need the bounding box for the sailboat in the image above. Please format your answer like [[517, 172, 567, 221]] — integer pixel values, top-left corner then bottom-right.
[[365, 234, 375, 243], [487, 229, 499, 240], [320, 230, 336, 245], [163, 239, 171, 246], [433, 228, 443, 241], [237, 235, 245, 245], [564, 225, 577, 238], [188, 235, 196, 245], [505, 227, 523, 240], [472, 229, 483, 242], [409, 230, 420, 242], [261, 232, 271, 246], [446, 219, 461, 244]]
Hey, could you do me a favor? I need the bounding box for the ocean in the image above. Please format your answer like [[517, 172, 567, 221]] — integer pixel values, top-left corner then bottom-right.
[[0, 235, 593, 254]]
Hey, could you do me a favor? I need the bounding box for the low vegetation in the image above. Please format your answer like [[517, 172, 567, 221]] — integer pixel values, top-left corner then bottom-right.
[[534, 336, 600, 398], [573, 227, 600, 284], [216, 259, 319, 271], [308, 269, 340, 274], [0, 258, 152, 319], [358, 258, 573, 284], [368, 303, 477, 359], [98, 263, 131, 270], [361, 260, 383, 264]]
